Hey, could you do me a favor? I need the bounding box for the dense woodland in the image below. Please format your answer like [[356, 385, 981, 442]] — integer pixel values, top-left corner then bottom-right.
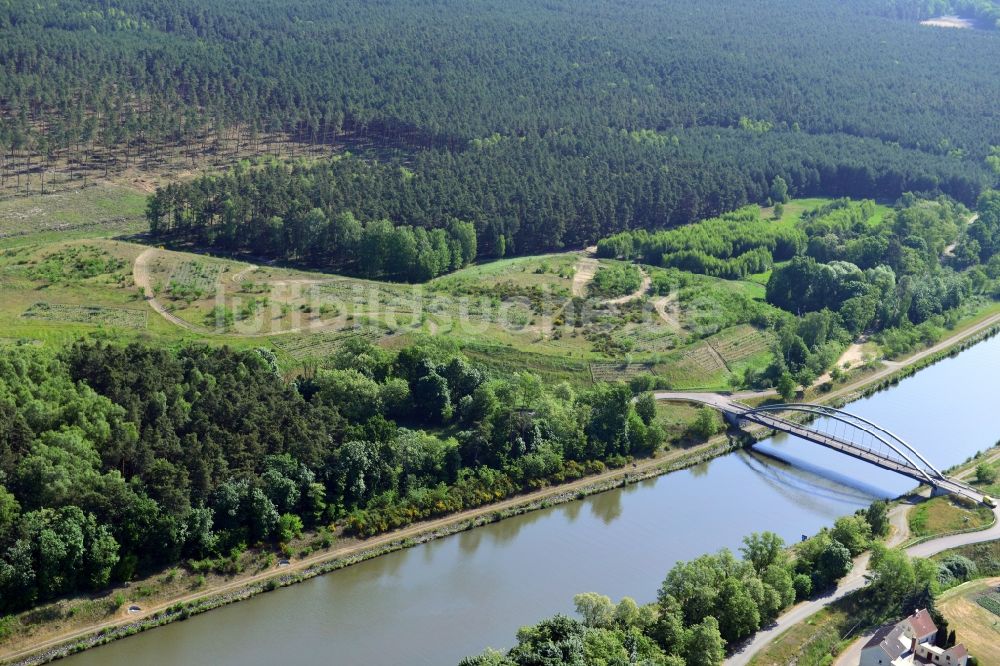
[[0, 339, 671, 614], [877, 0, 1000, 25], [146, 134, 986, 270], [4, 0, 999, 156], [2, 0, 998, 259], [5, 0, 1000, 646]]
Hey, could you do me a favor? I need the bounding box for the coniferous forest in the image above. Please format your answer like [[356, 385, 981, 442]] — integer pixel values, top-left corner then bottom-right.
[[1, 0, 999, 267]]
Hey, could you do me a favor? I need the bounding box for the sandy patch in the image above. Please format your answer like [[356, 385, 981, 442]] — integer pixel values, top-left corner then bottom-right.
[[812, 341, 871, 387], [572, 255, 599, 297], [653, 294, 682, 330], [920, 15, 974, 29]]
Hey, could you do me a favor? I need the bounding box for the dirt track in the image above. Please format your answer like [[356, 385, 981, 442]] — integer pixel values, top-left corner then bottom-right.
[[133, 248, 338, 338], [17, 252, 1000, 665], [133, 248, 206, 333]]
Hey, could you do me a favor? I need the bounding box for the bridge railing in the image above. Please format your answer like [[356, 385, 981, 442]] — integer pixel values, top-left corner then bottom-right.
[[740, 405, 938, 485]]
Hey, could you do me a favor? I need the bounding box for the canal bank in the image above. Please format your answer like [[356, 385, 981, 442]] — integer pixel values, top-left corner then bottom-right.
[[4, 319, 1000, 666]]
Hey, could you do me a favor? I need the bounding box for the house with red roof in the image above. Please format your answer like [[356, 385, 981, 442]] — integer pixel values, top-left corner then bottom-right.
[[860, 609, 969, 666]]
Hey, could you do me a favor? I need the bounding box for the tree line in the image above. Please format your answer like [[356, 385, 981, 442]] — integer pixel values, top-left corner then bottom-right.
[[1, 0, 996, 227], [459, 501, 964, 666], [0, 338, 669, 613], [146, 162, 477, 281], [596, 206, 804, 280], [146, 130, 987, 274]]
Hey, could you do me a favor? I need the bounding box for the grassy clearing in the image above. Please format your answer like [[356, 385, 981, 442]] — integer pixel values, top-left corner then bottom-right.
[[22, 303, 148, 329], [270, 328, 385, 361], [0, 191, 793, 387], [0, 240, 150, 341], [938, 577, 1000, 665], [589, 361, 655, 383], [747, 600, 855, 666], [0, 184, 148, 249], [655, 402, 703, 443], [431, 252, 577, 293], [760, 197, 835, 229], [907, 497, 995, 539], [462, 342, 594, 387], [13, 191, 998, 393], [761, 197, 892, 231], [709, 324, 771, 364]]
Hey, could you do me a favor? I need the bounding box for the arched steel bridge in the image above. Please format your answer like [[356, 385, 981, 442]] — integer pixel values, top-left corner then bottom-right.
[[655, 392, 988, 505]]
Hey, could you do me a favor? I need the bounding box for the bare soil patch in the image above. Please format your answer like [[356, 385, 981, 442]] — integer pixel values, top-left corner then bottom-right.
[[572, 252, 599, 297], [920, 15, 974, 29]]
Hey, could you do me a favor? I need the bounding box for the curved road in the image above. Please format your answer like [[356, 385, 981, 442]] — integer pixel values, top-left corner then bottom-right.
[[726, 506, 1000, 665], [652, 389, 1000, 664], [571, 246, 652, 304]]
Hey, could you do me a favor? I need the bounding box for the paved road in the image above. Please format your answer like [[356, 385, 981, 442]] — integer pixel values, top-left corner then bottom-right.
[[655, 392, 988, 505], [652, 388, 1000, 664], [725, 506, 1000, 665]]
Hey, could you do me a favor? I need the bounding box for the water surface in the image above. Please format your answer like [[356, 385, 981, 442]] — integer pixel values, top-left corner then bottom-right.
[[63, 337, 1000, 665]]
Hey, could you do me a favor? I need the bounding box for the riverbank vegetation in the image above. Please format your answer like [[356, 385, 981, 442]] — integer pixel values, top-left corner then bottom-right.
[[1, 0, 999, 659], [0, 338, 679, 616], [744, 453, 1000, 666], [1, 202, 998, 659], [456, 442, 1000, 666], [458, 501, 961, 666], [457, 494, 998, 666]]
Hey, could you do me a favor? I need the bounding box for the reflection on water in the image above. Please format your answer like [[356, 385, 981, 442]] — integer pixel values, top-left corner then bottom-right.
[[62, 337, 1000, 666], [743, 449, 889, 506], [688, 458, 713, 477], [589, 487, 624, 524]]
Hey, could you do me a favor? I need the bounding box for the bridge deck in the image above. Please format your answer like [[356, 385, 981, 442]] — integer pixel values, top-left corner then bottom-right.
[[654, 393, 987, 505], [743, 410, 986, 505]]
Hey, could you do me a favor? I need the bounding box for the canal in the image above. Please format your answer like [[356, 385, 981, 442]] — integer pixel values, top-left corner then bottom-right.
[[63, 336, 1000, 666]]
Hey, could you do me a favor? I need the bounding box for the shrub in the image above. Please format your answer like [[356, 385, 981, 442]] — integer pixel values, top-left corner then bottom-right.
[[975, 463, 997, 485], [793, 573, 813, 601], [688, 407, 722, 441], [937, 554, 978, 586], [0, 615, 17, 641]]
